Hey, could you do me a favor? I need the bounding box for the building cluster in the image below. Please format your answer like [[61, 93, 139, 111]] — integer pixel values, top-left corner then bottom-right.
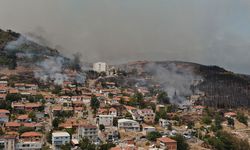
[[0, 62, 248, 150]]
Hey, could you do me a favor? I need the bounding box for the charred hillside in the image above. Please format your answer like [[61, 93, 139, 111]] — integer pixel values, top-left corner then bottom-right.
[[123, 61, 250, 108], [197, 65, 250, 108]]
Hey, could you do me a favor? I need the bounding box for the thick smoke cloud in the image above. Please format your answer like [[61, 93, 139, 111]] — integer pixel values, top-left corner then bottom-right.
[[0, 0, 250, 73]]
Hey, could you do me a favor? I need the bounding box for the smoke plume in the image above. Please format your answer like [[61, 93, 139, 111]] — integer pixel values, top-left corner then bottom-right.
[[145, 62, 202, 104], [4, 35, 86, 85]]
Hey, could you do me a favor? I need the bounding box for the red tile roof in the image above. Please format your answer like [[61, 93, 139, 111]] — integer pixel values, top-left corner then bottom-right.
[[21, 132, 42, 137]]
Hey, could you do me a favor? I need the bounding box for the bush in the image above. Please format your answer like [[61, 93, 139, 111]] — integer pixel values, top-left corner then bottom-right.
[[236, 112, 248, 126], [146, 131, 162, 141], [202, 115, 212, 125], [207, 131, 250, 150], [171, 134, 189, 150]]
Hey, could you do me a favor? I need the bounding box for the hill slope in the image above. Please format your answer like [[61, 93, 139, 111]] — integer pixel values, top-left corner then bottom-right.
[[122, 61, 250, 108]]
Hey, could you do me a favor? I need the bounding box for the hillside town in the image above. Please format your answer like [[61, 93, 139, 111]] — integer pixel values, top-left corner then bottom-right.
[[0, 61, 249, 150]]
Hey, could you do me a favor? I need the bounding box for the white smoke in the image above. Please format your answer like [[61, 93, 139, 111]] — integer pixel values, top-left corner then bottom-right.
[[34, 56, 68, 85], [4, 34, 86, 85], [145, 62, 202, 104], [4, 35, 28, 50]]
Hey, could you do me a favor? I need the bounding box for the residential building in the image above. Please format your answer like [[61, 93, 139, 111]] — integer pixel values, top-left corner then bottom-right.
[[16, 132, 43, 150], [52, 132, 70, 147], [1, 135, 16, 150], [109, 107, 117, 117], [157, 137, 177, 150], [78, 124, 98, 142], [142, 126, 156, 135], [98, 115, 113, 127], [118, 119, 140, 132], [138, 109, 155, 124], [93, 62, 108, 73], [159, 118, 169, 128]]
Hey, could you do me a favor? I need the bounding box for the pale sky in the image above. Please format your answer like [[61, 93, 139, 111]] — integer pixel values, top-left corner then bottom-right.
[[0, 0, 250, 74]]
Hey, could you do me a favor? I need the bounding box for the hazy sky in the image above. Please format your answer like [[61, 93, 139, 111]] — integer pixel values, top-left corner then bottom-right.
[[0, 0, 250, 74]]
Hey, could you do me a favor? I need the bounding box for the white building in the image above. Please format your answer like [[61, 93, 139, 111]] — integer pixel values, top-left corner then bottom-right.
[[16, 142, 42, 150], [118, 119, 140, 132], [78, 125, 98, 142], [143, 126, 156, 135], [16, 132, 43, 150], [93, 62, 108, 73], [52, 132, 70, 147], [98, 115, 113, 127], [159, 119, 169, 128]]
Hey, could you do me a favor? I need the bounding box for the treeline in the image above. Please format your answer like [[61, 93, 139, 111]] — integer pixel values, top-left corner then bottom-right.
[[197, 65, 250, 108]]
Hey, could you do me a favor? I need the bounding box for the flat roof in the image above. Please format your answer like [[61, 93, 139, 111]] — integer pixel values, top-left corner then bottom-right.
[[52, 132, 70, 137], [118, 119, 138, 123]]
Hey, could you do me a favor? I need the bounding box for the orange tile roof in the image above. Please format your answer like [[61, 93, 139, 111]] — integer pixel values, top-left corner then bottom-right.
[[21, 132, 42, 137], [193, 105, 205, 109], [17, 115, 29, 120], [109, 107, 117, 111], [25, 103, 42, 108], [157, 137, 176, 143], [224, 112, 237, 117], [125, 105, 137, 110], [5, 122, 21, 127], [0, 109, 10, 114], [6, 131, 19, 136]]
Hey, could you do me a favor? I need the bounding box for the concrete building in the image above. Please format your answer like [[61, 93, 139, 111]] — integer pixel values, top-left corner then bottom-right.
[[78, 124, 98, 142], [109, 107, 117, 117], [118, 119, 140, 132], [93, 62, 108, 73], [52, 132, 70, 147], [97, 115, 113, 127], [159, 118, 169, 128], [142, 126, 156, 135], [16, 132, 43, 150], [157, 137, 177, 150], [138, 109, 155, 124], [0, 135, 16, 150]]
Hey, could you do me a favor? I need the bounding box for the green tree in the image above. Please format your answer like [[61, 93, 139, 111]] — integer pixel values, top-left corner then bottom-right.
[[155, 109, 167, 123], [172, 134, 189, 150], [18, 127, 34, 134], [52, 85, 62, 95], [79, 137, 96, 150], [0, 128, 4, 135], [90, 95, 100, 111], [113, 117, 118, 126], [99, 124, 105, 131], [46, 131, 52, 144], [157, 91, 170, 104], [52, 117, 64, 129], [187, 121, 194, 129], [227, 117, 234, 127], [212, 113, 222, 131], [6, 93, 22, 102], [98, 142, 116, 150], [207, 131, 250, 150], [146, 131, 162, 141], [60, 143, 71, 150], [202, 115, 212, 125], [236, 112, 248, 126], [28, 111, 37, 122]]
